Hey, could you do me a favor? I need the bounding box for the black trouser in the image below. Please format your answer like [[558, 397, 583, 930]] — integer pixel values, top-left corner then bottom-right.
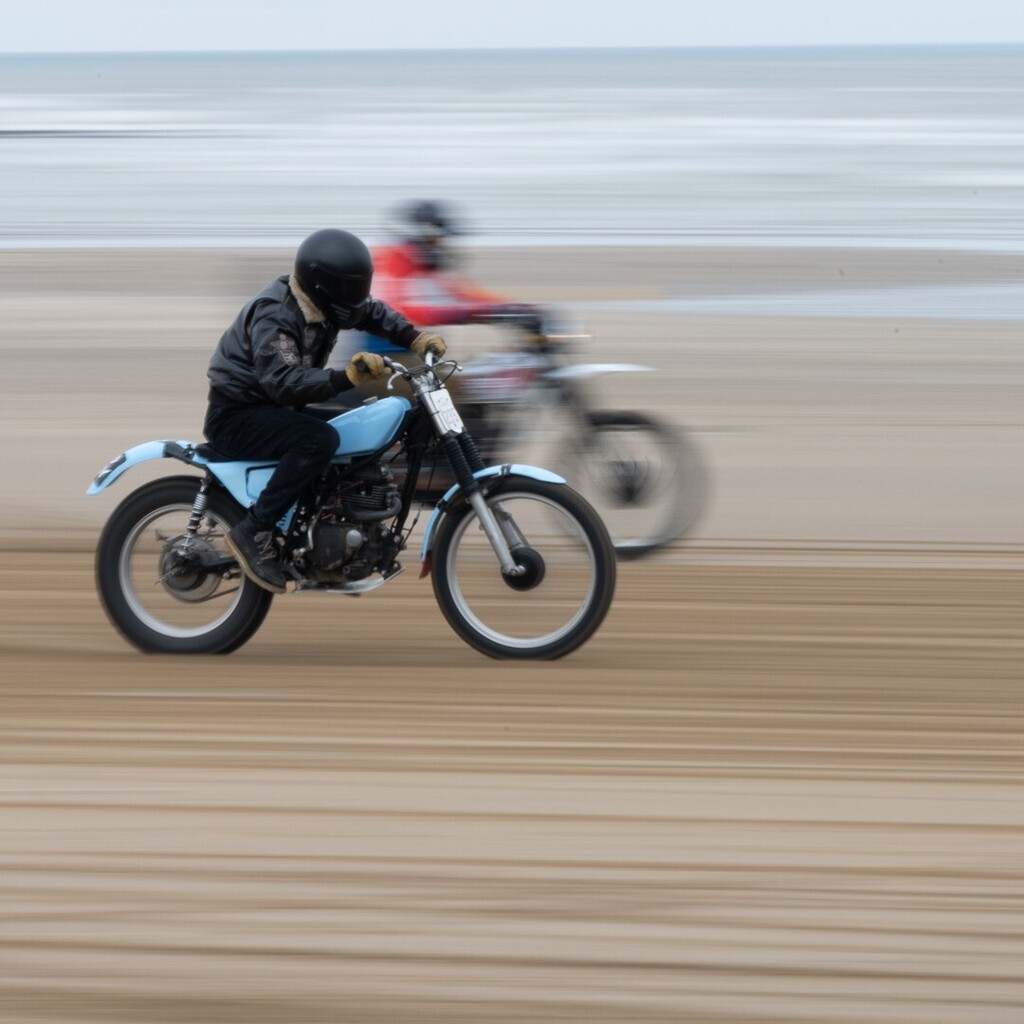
[[204, 403, 339, 528]]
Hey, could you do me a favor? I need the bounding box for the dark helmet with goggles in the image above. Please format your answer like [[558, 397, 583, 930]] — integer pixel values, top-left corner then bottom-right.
[[294, 228, 374, 329]]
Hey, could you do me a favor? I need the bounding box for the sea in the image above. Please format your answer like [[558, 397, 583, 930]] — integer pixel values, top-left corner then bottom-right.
[[2, 45, 1024, 252]]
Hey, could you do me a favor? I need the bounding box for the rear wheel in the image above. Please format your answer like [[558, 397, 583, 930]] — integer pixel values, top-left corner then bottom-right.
[[95, 476, 273, 654], [431, 477, 616, 660]]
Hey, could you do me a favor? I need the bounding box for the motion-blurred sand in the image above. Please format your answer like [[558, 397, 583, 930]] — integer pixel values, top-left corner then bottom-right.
[[1, 554, 1021, 1024], [0, 247, 1021, 1023]]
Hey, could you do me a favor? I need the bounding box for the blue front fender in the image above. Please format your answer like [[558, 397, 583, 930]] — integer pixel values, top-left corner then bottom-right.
[[419, 464, 566, 562]]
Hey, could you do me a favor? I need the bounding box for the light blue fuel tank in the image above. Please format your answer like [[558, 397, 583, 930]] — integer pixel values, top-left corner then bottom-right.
[[327, 395, 411, 457]]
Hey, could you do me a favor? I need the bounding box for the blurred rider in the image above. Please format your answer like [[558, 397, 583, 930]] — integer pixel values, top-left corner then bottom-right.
[[333, 200, 537, 365], [205, 227, 447, 594]]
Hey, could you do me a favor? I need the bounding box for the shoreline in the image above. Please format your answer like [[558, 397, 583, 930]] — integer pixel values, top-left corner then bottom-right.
[[3, 242, 1022, 321], [3, 240, 1023, 293]]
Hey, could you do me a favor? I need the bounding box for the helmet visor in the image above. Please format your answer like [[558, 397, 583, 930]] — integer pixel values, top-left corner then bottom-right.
[[313, 265, 372, 308]]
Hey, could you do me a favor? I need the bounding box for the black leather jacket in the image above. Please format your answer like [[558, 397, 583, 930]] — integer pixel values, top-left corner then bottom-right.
[[207, 275, 418, 408]]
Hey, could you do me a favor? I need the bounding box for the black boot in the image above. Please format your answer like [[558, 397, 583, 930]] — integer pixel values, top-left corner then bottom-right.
[[226, 513, 288, 594]]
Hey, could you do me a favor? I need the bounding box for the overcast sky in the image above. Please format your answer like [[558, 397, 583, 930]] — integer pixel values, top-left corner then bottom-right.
[[3, 0, 1023, 52]]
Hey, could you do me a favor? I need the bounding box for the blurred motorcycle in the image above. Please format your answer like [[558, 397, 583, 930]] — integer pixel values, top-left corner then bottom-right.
[[441, 309, 708, 559]]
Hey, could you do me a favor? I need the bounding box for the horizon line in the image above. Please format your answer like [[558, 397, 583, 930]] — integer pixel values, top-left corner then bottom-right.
[[3, 40, 1024, 57]]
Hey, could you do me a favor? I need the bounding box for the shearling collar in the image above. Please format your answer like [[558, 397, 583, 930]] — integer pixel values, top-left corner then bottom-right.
[[289, 274, 327, 325]]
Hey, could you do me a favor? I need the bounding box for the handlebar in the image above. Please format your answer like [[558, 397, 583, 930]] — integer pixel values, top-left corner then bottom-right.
[[471, 305, 546, 336], [379, 350, 462, 391], [471, 305, 587, 348]]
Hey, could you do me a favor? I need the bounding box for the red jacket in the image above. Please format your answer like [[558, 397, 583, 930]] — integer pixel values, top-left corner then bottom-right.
[[370, 242, 508, 326]]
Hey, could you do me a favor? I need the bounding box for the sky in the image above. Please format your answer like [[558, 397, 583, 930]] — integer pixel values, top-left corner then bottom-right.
[[2, 0, 1023, 52]]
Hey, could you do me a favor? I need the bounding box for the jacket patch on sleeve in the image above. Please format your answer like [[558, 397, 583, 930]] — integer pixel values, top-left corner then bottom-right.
[[271, 334, 301, 366]]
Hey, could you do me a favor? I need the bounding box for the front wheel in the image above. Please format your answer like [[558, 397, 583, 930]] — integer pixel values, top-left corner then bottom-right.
[[431, 477, 616, 660], [566, 412, 708, 559], [95, 475, 274, 654]]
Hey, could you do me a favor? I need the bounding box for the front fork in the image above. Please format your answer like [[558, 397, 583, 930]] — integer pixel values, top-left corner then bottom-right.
[[440, 432, 527, 577]]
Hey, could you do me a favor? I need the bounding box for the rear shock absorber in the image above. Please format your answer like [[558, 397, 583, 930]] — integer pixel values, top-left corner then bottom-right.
[[182, 479, 211, 546]]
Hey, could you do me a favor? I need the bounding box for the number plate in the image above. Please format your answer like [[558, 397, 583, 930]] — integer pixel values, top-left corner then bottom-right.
[[422, 389, 465, 434]]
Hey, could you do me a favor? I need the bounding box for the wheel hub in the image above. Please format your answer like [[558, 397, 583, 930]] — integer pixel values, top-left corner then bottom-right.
[[502, 545, 546, 591], [159, 537, 222, 602], [605, 458, 650, 506]]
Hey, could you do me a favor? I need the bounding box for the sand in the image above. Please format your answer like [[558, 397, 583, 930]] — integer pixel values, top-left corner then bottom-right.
[[0, 246, 1021, 1022]]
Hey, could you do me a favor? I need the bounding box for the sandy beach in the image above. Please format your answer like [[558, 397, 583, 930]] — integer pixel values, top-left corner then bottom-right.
[[1, 245, 1022, 1022]]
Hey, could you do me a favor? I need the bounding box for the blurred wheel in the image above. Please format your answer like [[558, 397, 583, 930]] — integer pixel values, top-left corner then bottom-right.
[[565, 412, 708, 559]]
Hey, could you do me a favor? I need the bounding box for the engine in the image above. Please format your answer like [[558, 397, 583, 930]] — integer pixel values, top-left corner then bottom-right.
[[300, 464, 403, 583]]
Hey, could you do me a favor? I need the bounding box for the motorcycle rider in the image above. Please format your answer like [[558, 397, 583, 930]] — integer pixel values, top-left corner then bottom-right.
[[205, 227, 447, 594], [332, 199, 541, 366]]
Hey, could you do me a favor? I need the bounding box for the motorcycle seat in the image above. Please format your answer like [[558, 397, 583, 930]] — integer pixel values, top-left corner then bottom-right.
[[193, 442, 234, 462]]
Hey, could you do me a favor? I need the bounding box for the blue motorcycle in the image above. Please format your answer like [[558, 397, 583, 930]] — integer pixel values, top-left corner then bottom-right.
[[88, 353, 616, 659]]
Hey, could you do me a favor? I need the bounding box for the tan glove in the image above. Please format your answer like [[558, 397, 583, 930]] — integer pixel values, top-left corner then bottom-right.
[[345, 351, 387, 386], [410, 332, 448, 360]]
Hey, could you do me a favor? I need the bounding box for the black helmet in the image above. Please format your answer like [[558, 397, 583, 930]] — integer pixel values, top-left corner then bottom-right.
[[394, 199, 462, 270], [294, 228, 374, 328]]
